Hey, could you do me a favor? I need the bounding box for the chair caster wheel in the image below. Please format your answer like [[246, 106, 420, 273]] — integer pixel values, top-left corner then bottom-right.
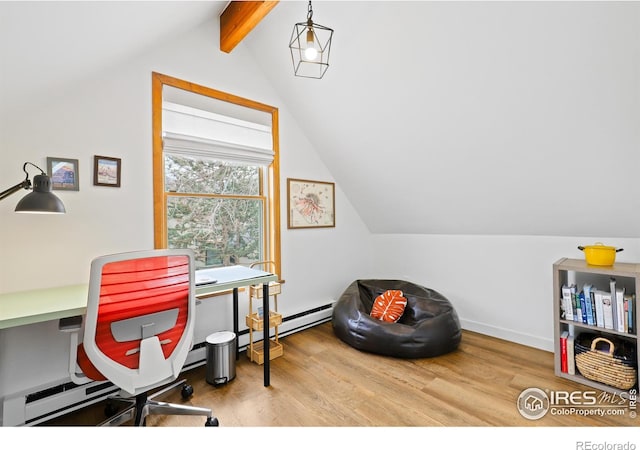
[[181, 384, 194, 399], [205, 417, 219, 426]]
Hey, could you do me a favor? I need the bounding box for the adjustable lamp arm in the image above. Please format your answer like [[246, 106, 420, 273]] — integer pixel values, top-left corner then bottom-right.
[[0, 179, 31, 201], [0, 162, 45, 201]]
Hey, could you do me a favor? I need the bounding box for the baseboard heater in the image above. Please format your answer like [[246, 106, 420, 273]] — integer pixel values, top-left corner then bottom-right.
[[183, 302, 334, 370], [6, 302, 334, 426]]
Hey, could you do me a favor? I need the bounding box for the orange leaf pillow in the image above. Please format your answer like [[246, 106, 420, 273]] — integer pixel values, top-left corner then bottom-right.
[[370, 290, 407, 323]]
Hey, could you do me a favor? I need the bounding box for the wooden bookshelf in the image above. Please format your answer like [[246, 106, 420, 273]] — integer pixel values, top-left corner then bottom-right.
[[553, 258, 639, 394]]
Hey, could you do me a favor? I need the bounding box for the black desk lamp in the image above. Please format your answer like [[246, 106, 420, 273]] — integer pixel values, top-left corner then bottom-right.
[[0, 162, 66, 213]]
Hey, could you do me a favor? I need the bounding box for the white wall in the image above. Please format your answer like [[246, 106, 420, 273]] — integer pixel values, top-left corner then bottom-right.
[[0, 19, 372, 315], [372, 234, 640, 351], [248, 1, 640, 239]]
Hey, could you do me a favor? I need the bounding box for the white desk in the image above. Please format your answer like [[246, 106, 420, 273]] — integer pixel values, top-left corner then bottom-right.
[[0, 284, 88, 330], [0, 265, 278, 387]]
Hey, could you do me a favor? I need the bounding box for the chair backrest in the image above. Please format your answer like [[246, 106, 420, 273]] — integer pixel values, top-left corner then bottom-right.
[[82, 249, 196, 396]]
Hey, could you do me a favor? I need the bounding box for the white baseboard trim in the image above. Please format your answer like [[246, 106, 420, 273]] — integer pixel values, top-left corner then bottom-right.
[[460, 318, 554, 352]]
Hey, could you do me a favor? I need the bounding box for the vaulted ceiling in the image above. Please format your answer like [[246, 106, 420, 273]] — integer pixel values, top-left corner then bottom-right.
[[2, 1, 639, 237]]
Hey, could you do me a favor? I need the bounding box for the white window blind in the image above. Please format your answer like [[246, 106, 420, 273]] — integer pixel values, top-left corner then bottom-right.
[[162, 101, 274, 166]]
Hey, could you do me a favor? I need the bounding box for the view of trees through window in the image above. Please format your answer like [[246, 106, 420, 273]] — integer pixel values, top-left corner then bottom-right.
[[165, 154, 264, 268]]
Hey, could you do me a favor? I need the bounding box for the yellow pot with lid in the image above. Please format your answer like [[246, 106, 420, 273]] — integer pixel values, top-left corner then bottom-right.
[[577, 242, 624, 266]]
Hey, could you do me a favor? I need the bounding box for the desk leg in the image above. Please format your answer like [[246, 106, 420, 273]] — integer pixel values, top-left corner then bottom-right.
[[263, 282, 270, 387], [233, 287, 239, 360]]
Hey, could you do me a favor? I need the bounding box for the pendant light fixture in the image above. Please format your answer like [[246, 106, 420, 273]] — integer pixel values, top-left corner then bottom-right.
[[289, 1, 333, 79]]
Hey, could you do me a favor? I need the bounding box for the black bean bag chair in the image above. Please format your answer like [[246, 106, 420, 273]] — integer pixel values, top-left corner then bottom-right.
[[332, 279, 462, 358]]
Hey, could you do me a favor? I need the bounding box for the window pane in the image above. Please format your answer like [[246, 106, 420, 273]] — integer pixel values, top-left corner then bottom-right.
[[165, 154, 260, 195], [167, 196, 263, 268]]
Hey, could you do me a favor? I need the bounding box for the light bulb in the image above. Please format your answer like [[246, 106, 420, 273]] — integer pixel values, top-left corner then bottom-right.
[[303, 27, 318, 61], [304, 46, 318, 61]]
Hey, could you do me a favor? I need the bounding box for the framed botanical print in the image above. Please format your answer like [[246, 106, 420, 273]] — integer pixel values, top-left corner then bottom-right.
[[287, 178, 335, 229]]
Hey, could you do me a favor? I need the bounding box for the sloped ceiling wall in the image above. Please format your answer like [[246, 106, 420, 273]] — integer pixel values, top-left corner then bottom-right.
[[1, 1, 639, 238], [244, 1, 640, 237]]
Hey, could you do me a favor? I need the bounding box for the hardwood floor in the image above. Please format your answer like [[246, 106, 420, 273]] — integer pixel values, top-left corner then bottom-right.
[[43, 322, 638, 428]]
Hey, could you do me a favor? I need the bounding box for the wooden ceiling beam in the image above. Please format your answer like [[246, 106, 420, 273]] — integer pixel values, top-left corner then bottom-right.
[[220, 1, 279, 53]]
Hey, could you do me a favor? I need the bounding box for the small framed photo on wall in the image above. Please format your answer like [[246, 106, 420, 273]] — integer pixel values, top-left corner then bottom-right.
[[47, 157, 79, 191], [93, 155, 121, 187]]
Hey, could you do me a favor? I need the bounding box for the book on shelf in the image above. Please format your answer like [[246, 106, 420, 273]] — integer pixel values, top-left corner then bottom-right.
[[601, 290, 615, 330], [572, 285, 582, 324], [593, 289, 605, 329], [624, 297, 630, 334], [566, 332, 575, 375], [583, 284, 595, 326], [632, 294, 636, 334], [610, 278, 619, 332], [615, 287, 626, 333], [561, 284, 574, 321], [560, 331, 569, 373], [624, 293, 635, 335], [579, 292, 588, 324], [590, 290, 597, 326]]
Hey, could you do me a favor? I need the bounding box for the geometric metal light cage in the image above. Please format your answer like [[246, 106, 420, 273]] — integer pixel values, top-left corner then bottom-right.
[[289, 1, 333, 79]]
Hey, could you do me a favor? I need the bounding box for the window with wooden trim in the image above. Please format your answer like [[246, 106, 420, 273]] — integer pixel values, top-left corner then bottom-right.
[[152, 73, 281, 275]]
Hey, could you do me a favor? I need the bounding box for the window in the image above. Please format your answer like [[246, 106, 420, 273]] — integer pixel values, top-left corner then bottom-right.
[[152, 73, 281, 275]]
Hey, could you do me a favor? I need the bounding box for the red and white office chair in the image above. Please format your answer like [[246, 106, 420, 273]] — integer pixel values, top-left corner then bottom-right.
[[67, 249, 218, 426]]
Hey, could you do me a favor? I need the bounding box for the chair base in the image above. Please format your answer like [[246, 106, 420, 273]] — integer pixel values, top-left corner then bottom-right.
[[99, 378, 218, 426]]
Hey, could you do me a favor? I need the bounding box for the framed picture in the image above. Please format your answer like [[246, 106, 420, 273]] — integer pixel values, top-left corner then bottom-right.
[[287, 178, 335, 229], [93, 155, 121, 187], [47, 157, 79, 191]]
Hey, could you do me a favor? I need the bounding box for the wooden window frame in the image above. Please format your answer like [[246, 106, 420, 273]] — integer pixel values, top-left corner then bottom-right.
[[151, 72, 281, 278]]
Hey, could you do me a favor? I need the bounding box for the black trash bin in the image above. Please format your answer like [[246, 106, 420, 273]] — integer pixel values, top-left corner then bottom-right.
[[205, 331, 236, 385]]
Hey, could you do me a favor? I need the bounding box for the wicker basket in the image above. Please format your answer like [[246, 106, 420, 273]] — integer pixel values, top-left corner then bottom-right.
[[574, 334, 637, 391]]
